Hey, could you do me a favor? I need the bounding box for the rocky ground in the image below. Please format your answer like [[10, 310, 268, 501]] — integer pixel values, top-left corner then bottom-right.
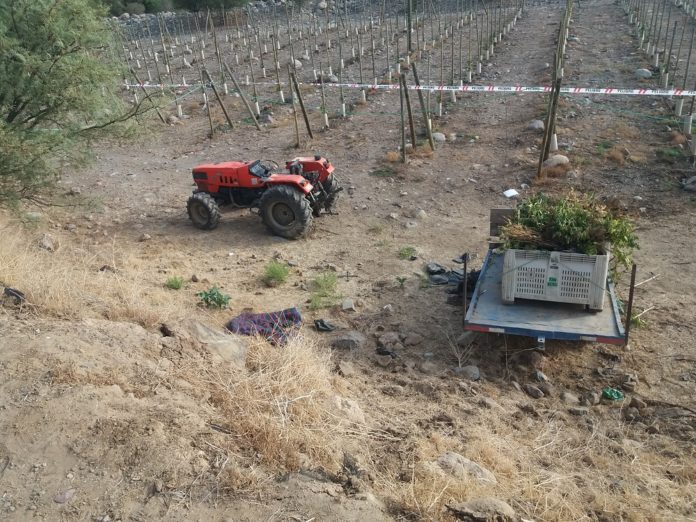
[[1, 0, 696, 520]]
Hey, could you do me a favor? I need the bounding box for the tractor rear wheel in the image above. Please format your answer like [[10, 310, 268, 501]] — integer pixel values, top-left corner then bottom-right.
[[187, 192, 220, 230], [259, 185, 313, 239], [323, 174, 340, 211]]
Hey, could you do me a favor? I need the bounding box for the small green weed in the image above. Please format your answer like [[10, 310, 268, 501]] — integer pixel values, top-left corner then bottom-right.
[[656, 147, 682, 163], [262, 260, 290, 287], [398, 245, 417, 260], [630, 314, 648, 328], [197, 286, 230, 309], [369, 166, 397, 178], [595, 140, 614, 156], [367, 224, 385, 235], [165, 276, 184, 290], [309, 272, 340, 310], [396, 276, 407, 288]]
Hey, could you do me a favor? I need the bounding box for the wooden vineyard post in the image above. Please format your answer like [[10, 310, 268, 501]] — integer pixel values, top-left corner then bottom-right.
[[400, 73, 406, 163], [411, 63, 435, 151], [290, 72, 314, 140], [201, 69, 215, 138], [224, 64, 262, 130], [203, 69, 235, 130], [319, 63, 330, 129], [537, 76, 562, 177], [130, 69, 166, 124], [289, 66, 301, 148], [401, 73, 417, 150]]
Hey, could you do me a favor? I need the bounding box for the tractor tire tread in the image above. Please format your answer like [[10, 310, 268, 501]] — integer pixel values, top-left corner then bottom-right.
[[259, 185, 313, 239], [187, 192, 221, 230]]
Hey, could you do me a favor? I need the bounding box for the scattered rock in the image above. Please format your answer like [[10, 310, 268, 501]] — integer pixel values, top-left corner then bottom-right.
[[621, 373, 639, 392], [436, 452, 497, 484], [318, 0, 328, 8], [635, 68, 653, 79], [39, 233, 57, 252], [68, 187, 81, 196], [581, 391, 601, 406], [534, 370, 549, 382], [331, 395, 366, 424], [411, 208, 428, 220], [381, 384, 404, 396], [341, 298, 357, 311], [320, 72, 339, 83], [378, 331, 402, 350], [681, 175, 696, 192], [292, 58, 303, 69], [566, 170, 579, 179], [448, 133, 458, 142], [542, 154, 570, 168], [166, 114, 180, 125], [432, 132, 447, 143], [479, 397, 505, 411], [418, 360, 438, 375], [54, 489, 76, 504], [186, 320, 248, 367], [560, 391, 580, 404], [623, 406, 640, 421], [630, 396, 648, 410], [331, 330, 366, 350], [538, 382, 554, 397], [375, 354, 393, 367], [337, 360, 356, 378], [403, 332, 424, 346], [447, 498, 515, 521], [455, 365, 481, 381], [138, 233, 152, 242], [528, 119, 545, 131], [523, 384, 544, 399], [457, 331, 478, 347], [191, 274, 199, 282], [261, 113, 275, 124], [568, 407, 589, 416]]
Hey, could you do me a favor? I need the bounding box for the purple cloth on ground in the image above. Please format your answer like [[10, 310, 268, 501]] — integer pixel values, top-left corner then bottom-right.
[[226, 306, 302, 343]]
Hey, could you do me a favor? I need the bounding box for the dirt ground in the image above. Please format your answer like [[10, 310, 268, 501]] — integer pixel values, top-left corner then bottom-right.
[[1, 0, 696, 520]]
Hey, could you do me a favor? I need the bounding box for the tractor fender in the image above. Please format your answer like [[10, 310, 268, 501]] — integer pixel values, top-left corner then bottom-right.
[[265, 174, 314, 195]]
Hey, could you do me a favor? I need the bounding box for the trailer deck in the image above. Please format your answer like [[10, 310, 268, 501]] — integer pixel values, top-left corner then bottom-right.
[[464, 250, 626, 344]]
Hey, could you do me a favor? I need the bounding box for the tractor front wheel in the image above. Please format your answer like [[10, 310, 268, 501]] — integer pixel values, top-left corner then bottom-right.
[[187, 192, 221, 230], [259, 185, 313, 239]]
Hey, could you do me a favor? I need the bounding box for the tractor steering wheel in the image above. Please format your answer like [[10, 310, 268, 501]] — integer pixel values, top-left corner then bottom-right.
[[259, 160, 279, 173]]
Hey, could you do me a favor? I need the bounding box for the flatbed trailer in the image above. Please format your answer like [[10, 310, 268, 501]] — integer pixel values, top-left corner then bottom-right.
[[462, 210, 636, 347]]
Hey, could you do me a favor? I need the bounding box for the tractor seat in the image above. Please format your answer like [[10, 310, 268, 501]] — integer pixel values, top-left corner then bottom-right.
[[248, 160, 270, 178]]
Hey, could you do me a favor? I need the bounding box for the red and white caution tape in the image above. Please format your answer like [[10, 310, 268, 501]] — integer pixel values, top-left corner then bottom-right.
[[124, 80, 696, 97]]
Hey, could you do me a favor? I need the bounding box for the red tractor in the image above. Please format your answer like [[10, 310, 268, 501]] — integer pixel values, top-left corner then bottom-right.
[[187, 155, 340, 239]]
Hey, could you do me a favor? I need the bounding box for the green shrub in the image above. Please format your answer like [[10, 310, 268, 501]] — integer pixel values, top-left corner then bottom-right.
[[501, 192, 638, 272], [309, 272, 339, 310], [197, 286, 230, 309], [263, 260, 290, 287], [165, 276, 184, 290], [398, 246, 417, 260], [125, 2, 145, 14]]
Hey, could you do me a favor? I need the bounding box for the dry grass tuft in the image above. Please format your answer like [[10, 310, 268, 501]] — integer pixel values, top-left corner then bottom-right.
[[0, 224, 183, 327], [541, 162, 572, 178], [607, 146, 627, 165], [411, 144, 434, 158], [384, 150, 401, 162], [671, 130, 687, 145], [189, 333, 348, 472]]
